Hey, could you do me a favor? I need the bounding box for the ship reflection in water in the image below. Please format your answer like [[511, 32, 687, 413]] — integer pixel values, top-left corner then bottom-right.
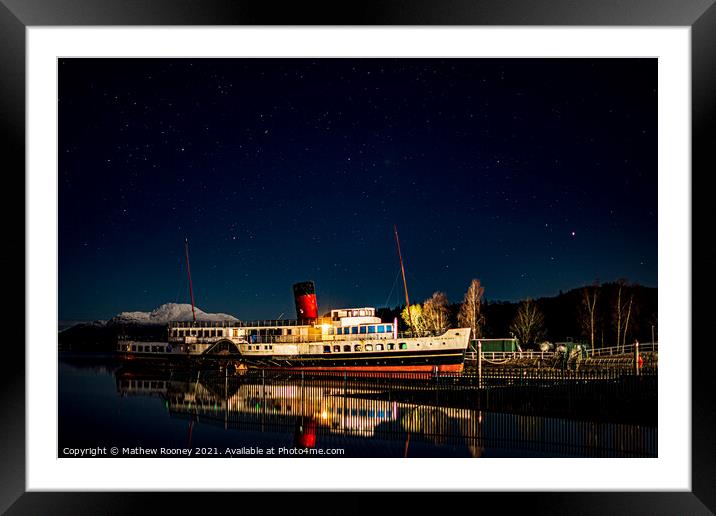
[[58, 358, 657, 458]]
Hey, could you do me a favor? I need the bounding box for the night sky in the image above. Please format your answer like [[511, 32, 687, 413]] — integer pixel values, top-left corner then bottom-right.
[[59, 58, 657, 321]]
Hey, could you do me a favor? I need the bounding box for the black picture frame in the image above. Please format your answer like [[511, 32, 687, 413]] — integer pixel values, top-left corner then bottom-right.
[[2, 0, 712, 513]]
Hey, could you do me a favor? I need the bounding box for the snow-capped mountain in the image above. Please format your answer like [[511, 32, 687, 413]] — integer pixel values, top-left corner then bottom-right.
[[108, 303, 238, 325]]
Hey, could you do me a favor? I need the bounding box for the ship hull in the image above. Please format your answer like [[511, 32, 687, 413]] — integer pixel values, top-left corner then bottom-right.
[[116, 348, 465, 373], [239, 348, 465, 371]]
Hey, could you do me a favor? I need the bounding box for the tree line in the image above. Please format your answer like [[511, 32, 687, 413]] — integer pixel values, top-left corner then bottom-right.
[[376, 279, 657, 350]]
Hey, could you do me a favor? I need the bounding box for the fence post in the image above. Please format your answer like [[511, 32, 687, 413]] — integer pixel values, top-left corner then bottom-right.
[[634, 340, 640, 376], [478, 340, 483, 389]]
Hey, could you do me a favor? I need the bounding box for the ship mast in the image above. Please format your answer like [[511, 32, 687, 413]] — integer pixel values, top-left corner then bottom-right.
[[184, 238, 197, 322], [393, 225, 413, 332]]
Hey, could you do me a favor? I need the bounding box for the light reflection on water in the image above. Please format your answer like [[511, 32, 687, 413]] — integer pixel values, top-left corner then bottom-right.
[[58, 357, 657, 458]]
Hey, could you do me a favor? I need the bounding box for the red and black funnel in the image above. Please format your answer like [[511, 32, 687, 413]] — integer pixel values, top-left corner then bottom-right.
[[293, 281, 318, 320]]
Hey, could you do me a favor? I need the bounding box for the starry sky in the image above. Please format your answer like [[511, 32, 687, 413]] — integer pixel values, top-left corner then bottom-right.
[[59, 58, 657, 321]]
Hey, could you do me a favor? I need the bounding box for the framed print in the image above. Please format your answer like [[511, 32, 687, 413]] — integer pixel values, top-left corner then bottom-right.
[[2, 0, 713, 513]]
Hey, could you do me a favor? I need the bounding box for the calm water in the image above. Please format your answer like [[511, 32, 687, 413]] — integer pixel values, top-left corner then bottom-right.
[[58, 355, 657, 458]]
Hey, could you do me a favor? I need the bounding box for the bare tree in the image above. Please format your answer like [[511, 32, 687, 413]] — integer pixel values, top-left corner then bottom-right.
[[458, 279, 486, 340], [423, 291, 450, 333], [509, 298, 545, 348], [613, 279, 625, 351], [578, 283, 599, 350], [613, 279, 638, 352], [622, 293, 635, 348]]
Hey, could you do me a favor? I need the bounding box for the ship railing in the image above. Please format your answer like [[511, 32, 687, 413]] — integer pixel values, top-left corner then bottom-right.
[[168, 318, 317, 329], [117, 335, 162, 343], [241, 330, 455, 345], [171, 336, 226, 344]]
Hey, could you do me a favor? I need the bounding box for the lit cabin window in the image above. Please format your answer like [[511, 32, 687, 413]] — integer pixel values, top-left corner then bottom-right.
[[386, 325, 393, 333], [377, 325, 384, 333], [343, 345, 351, 352], [359, 310, 366, 316], [399, 343, 408, 350], [337, 328, 343, 335], [368, 326, 375, 333], [354, 344, 362, 352], [376, 344, 384, 351], [365, 344, 373, 351], [359, 326, 367, 334], [333, 345, 340, 352], [388, 343, 395, 350], [351, 327, 358, 335], [323, 346, 331, 353]]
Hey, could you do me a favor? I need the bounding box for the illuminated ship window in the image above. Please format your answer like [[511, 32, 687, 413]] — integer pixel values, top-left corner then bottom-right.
[[359, 326, 367, 334], [359, 310, 365, 316], [386, 325, 393, 333], [337, 328, 343, 335], [333, 345, 340, 352], [343, 345, 351, 352], [365, 344, 373, 351], [399, 343, 408, 350], [387, 343, 395, 350], [376, 344, 384, 351], [377, 325, 384, 333], [368, 326, 375, 333], [351, 327, 358, 334], [354, 345, 362, 352], [323, 346, 331, 353], [378, 410, 384, 418]]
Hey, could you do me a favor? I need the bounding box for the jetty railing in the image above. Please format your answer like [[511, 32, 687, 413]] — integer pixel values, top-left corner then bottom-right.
[[589, 342, 658, 357], [466, 343, 658, 362]]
